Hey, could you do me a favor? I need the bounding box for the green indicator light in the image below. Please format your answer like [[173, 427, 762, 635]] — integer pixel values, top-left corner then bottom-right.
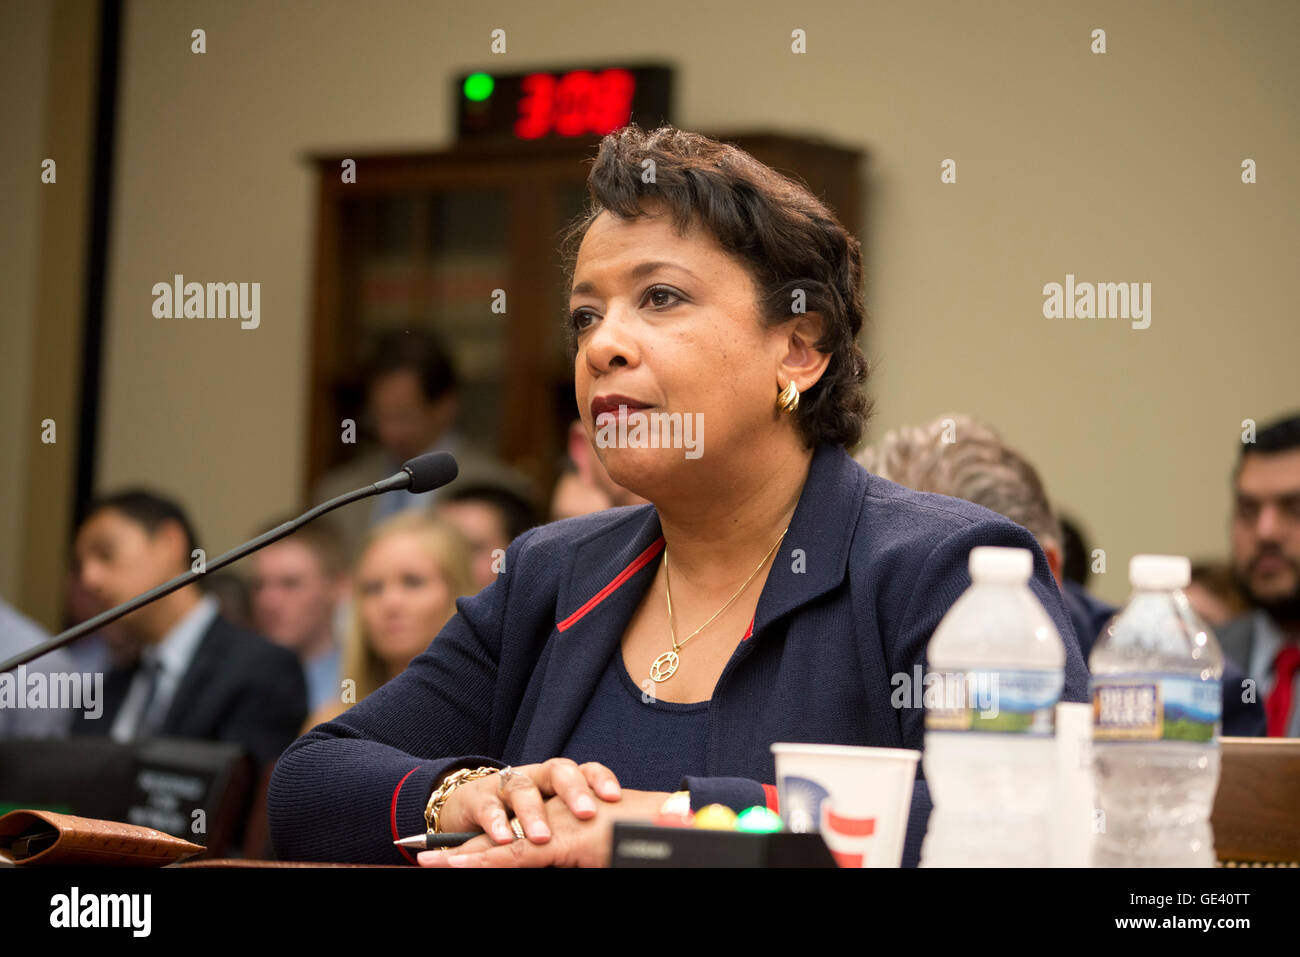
[[464, 73, 494, 102]]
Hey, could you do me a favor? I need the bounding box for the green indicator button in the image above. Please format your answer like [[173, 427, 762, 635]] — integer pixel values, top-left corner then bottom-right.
[[463, 73, 494, 102]]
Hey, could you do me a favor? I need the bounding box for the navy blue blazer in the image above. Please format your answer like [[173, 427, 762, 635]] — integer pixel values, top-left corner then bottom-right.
[[267, 441, 1089, 866]]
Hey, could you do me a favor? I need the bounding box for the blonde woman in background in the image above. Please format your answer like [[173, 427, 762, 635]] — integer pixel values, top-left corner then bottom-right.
[[303, 511, 475, 731]]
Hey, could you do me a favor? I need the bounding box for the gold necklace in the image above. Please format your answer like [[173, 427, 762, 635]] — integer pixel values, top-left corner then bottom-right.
[[649, 526, 789, 683]]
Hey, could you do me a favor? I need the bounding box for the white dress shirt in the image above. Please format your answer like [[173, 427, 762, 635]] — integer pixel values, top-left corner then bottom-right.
[[110, 594, 220, 743]]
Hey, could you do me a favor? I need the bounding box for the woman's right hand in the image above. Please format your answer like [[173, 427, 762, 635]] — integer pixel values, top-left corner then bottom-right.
[[436, 758, 623, 845]]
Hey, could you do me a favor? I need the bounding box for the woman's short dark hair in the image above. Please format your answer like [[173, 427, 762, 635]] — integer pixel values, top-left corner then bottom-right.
[[559, 123, 871, 451]]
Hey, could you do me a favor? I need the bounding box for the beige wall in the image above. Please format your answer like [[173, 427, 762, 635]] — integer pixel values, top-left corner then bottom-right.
[[6, 0, 1298, 626], [2, 0, 99, 628], [0, 1, 52, 605]]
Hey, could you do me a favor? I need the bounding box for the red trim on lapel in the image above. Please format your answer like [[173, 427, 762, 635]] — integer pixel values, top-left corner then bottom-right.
[[557, 536, 665, 632], [390, 766, 420, 864], [741, 615, 755, 641]]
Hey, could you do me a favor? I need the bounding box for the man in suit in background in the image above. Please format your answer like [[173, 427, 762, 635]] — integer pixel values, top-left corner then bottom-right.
[[68, 490, 306, 771], [312, 329, 508, 562], [1217, 413, 1300, 736]]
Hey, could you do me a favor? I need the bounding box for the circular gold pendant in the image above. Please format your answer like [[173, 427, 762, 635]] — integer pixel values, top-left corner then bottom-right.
[[649, 650, 679, 683]]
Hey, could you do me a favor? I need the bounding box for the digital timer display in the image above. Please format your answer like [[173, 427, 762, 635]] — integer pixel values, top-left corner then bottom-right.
[[456, 65, 673, 142]]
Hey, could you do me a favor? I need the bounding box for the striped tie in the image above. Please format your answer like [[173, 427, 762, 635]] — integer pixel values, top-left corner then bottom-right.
[[133, 657, 168, 739]]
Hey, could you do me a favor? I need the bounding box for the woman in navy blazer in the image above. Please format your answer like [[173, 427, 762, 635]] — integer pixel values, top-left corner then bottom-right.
[[267, 125, 1089, 867]]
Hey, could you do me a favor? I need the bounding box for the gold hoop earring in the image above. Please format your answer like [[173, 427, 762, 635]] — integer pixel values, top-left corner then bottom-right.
[[776, 380, 800, 415]]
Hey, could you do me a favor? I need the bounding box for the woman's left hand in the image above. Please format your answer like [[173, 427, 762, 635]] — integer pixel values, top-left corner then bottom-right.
[[418, 789, 669, 868]]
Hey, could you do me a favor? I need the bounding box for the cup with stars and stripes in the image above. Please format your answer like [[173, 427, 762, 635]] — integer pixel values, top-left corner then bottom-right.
[[771, 742, 921, 868]]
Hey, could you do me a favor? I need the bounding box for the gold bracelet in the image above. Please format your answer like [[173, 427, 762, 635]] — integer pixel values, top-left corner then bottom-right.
[[425, 766, 499, 834]]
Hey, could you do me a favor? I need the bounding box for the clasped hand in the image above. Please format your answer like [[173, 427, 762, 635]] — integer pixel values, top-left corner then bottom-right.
[[418, 758, 666, 868]]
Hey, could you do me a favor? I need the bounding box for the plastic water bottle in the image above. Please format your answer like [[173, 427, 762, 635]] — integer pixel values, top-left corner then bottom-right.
[[1090, 555, 1223, 867], [920, 546, 1065, 867]]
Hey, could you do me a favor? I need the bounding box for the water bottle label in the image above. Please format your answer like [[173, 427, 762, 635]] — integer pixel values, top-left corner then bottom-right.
[[1091, 674, 1222, 743], [924, 669, 1062, 735]]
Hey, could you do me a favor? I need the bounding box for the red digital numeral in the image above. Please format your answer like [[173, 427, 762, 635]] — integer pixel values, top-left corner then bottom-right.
[[555, 70, 595, 136], [515, 68, 637, 139], [591, 69, 635, 135], [514, 73, 556, 139]]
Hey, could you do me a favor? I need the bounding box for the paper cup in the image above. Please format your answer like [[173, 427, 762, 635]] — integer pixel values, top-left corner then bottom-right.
[[771, 742, 921, 868]]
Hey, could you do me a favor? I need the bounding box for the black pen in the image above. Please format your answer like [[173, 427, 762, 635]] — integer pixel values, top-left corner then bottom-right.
[[394, 832, 481, 851]]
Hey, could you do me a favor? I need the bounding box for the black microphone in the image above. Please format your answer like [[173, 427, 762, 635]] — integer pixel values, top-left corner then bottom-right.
[[373, 450, 460, 494], [0, 451, 460, 674]]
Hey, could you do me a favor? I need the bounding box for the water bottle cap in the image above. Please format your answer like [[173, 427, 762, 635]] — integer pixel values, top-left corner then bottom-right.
[[968, 546, 1033, 583], [1129, 554, 1191, 589]]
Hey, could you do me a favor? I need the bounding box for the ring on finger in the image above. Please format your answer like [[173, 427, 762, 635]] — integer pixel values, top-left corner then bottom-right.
[[498, 765, 521, 795], [509, 817, 525, 841]]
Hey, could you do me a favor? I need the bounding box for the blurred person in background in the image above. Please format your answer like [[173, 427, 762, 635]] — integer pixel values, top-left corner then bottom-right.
[[436, 481, 540, 592], [203, 572, 252, 630], [249, 519, 350, 714], [1186, 561, 1250, 628], [62, 568, 139, 675], [68, 489, 307, 771], [0, 598, 76, 739], [549, 418, 647, 521], [857, 415, 1100, 650], [1217, 413, 1300, 736], [313, 329, 504, 561], [856, 413, 1265, 737], [550, 459, 614, 521], [1058, 514, 1092, 588], [304, 511, 475, 730]]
